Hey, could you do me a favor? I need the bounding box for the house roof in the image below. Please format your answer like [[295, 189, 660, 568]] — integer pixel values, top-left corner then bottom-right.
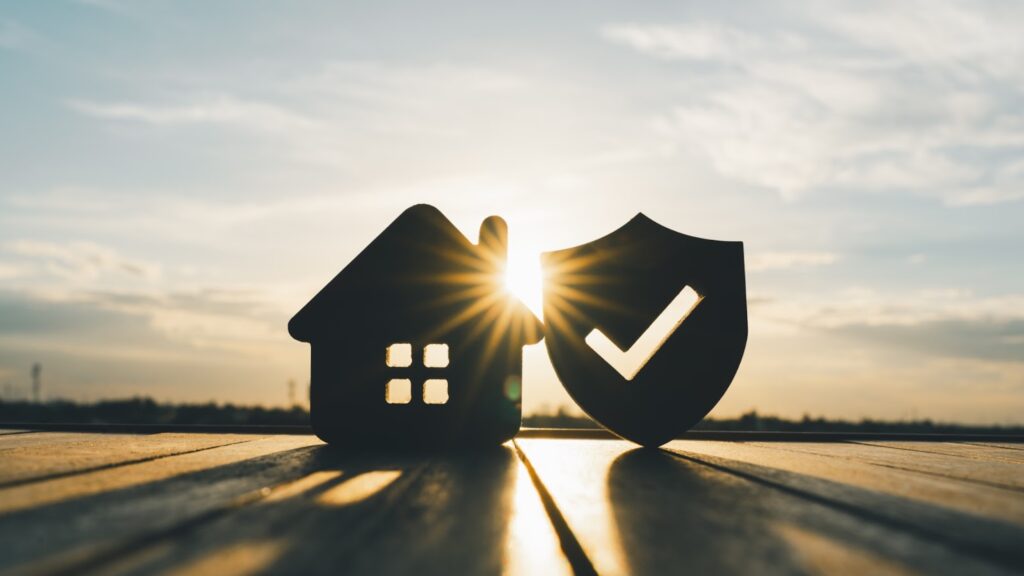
[[289, 204, 543, 345]]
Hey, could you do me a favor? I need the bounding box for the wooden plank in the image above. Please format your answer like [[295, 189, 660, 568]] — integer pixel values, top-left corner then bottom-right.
[[741, 441, 1024, 491], [667, 440, 1024, 524], [87, 444, 572, 576], [0, 435, 320, 515], [0, 433, 259, 487], [852, 441, 1024, 465], [961, 442, 1024, 452], [519, 438, 1020, 575], [0, 431, 138, 450], [0, 435, 323, 575], [0, 423, 313, 434], [665, 440, 1024, 572]]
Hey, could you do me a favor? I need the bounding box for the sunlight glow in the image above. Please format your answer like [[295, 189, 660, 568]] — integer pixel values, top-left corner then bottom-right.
[[164, 540, 286, 576], [502, 246, 544, 317], [504, 453, 574, 576], [410, 218, 543, 372], [316, 470, 402, 506], [263, 470, 343, 503]]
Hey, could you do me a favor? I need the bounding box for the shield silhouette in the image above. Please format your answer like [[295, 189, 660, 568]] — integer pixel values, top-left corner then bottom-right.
[[542, 214, 747, 447]]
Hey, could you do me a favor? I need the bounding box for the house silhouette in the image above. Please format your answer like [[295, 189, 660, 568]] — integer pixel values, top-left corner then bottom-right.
[[290, 204, 543, 448]]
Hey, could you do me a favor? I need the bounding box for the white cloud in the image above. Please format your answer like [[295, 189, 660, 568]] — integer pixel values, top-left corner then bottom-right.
[[601, 23, 761, 61], [748, 251, 839, 271], [0, 19, 36, 50], [604, 1, 1024, 205], [820, 1, 1024, 78], [64, 62, 530, 169], [85, 289, 285, 355], [3, 239, 161, 283], [758, 286, 1024, 329], [67, 94, 351, 167], [0, 263, 25, 280], [67, 96, 318, 133], [72, 0, 126, 11]]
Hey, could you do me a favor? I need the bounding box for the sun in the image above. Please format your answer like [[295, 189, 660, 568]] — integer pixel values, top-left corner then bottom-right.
[[502, 245, 545, 317]]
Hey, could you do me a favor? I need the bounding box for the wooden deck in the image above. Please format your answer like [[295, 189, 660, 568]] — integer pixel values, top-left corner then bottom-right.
[[0, 428, 1022, 575]]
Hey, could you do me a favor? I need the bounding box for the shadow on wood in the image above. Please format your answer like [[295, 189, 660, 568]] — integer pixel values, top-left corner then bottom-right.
[[0, 443, 525, 575], [606, 448, 1023, 574]]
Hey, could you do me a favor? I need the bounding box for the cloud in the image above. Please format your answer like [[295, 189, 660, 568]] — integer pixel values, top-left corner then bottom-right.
[[0, 286, 287, 359], [3, 239, 161, 282], [82, 289, 285, 354], [837, 319, 1024, 363], [748, 251, 839, 271], [0, 239, 286, 357], [0, 289, 303, 404], [601, 23, 761, 61], [604, 2, 1024, 205], [63, 61, 552, 170], [72, 0, 126, 11], [0, 263, 25, 280], [67, 96, 318, 133], [0, 19, 36, 50], [752, 285, 1024, 362], [66, 93, 349, 167], [763, 287, 1024, 328]]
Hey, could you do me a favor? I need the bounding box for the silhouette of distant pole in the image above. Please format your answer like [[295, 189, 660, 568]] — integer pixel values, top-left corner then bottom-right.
[[287, 379, 296, 407], [31, 363, 41, 403]]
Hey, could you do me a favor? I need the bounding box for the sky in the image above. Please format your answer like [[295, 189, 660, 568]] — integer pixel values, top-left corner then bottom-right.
[[1, 0, 1022, 423]]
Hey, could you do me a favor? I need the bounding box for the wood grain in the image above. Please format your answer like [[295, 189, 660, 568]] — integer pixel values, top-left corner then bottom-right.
[[89, 445, 571, 576], [853, 441, 1024, 464], [520, 438, 1019, 576], [667, 440, 1024, 524], [665, 440, 1024, 572], [4, 433, 1023, 576], [0, 433, 260, 487], [0, 432, 136, 451], [0, 435, 323, 575], [745, 441, 1024, 491]]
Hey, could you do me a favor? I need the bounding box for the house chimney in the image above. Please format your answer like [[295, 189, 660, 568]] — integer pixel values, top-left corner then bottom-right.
[[479, 216, 508, 262]]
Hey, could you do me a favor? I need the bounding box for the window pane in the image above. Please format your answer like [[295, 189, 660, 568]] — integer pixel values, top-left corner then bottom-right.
[[423, 379, 448, 404], [423, 343, 449, 367], [385, 379, 412, 404], [386, 343, 413, 367]]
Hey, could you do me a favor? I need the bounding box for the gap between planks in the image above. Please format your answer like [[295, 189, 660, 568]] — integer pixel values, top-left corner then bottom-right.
[[16, 439, 580, 576], [0, 437, 259, 490], [759, 440, 1024, 493], [662, 445, 1022, 573], [512, 439, 598, 576]]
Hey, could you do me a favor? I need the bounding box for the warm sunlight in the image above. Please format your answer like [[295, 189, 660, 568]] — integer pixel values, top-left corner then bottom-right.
[[316, 470, 403, 507], [503, 245, 545, 317], [504, 455, 574, 575]]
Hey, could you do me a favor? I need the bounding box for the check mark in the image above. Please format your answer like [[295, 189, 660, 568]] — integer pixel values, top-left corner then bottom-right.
[[585, 286, 702, 381]]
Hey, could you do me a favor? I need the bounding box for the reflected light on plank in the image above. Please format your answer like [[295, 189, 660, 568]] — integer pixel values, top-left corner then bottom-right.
[[774, 523, 914, 576], [263, 470, 343, 503], [0, 436, 322, 515], [316, 470, 402, 507], [504, 454, 574, 576], [164, 540, 286, 576], [516, 438, 631, 574]]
